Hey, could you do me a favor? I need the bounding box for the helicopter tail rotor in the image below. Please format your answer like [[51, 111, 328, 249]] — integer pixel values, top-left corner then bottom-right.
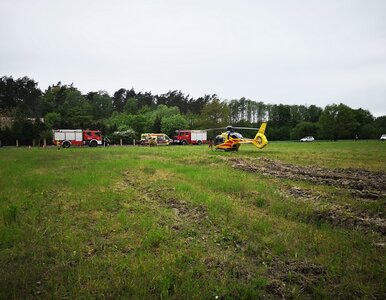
[[252, 122, 268, 149]]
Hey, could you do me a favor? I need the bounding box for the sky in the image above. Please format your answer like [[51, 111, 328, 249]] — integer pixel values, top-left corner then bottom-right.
[[1, 0, 386, 116]]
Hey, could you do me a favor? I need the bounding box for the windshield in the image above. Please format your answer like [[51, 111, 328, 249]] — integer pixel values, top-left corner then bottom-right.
[[229, 132, 243, 139]]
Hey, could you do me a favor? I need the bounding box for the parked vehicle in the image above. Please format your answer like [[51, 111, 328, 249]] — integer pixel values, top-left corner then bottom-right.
[[53, 129, 103, 148], [139, 133, 172, 146], [173, 130, 207, 145], [300, 136, 315, 142], [380, 134, 386, 141]]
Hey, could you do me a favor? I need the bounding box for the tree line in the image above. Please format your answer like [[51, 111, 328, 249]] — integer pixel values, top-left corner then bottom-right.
[[0, 75, 385, 145]]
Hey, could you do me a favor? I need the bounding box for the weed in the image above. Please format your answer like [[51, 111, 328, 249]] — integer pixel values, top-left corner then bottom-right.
[[254, 197, 267, 208], [143, 228, 167, 249], [2, 205, 19, 226], [142, 166, 156, 175]]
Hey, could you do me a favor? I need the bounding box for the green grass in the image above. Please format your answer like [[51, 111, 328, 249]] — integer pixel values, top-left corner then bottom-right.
[[0, 141, 385, 299]]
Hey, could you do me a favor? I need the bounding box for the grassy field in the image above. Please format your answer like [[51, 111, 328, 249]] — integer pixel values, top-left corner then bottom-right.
[[0, 141, 385, 299]]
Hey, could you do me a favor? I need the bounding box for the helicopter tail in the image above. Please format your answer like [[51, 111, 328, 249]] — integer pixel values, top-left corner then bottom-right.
[[252, 122, 268, 149]]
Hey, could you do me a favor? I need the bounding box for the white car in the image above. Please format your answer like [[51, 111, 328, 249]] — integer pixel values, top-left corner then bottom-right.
[[300, 136, 315, 142], [380, 134, 386, 141]]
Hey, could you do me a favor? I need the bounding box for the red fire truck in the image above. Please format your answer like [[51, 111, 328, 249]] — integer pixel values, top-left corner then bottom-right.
[[173, 130, 207, 145], [53, 129, 103, 148]]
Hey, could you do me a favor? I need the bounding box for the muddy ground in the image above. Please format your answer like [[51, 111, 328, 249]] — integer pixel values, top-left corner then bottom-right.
[[227, 157, 386, 235], [265, 257, 326, 298], [282, 186, 386, 235], [228, 157, 386, 200], [120, 166, 384, 298]]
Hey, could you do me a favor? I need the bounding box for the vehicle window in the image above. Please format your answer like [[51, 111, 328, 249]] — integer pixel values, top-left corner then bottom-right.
[[95, 132, 101, 137], [86, 131, 92, 136], [231, 133, 243, 139], [215, 136, 224, 144]]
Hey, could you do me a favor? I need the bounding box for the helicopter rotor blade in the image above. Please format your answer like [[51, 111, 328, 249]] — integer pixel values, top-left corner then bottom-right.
[[204, 125, 264, 131], [204, 127, 227, 131], [205, 126, 260, 131], [232, 127, 260, 131]]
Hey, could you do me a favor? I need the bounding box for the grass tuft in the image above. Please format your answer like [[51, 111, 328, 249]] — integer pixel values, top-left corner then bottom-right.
[[2, 205, 19, 226]]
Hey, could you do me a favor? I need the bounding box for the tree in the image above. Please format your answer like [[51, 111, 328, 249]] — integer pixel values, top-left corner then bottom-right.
[[124, 97, 138, 114], [136, 92, 155, 109], [335, 104, 358, 139], [359, 123, 376, 139], [290, 122, 319, 140], [86, 91, 113, 119], [307, 105, 322, 123], [353, 108, 374, 139], [187, 94, 213, 115], [0, 76, 42, 117], [111, 126, 136, 144], [318, 105, 338, 140], [229, 99, 240, 125], [161, 115, 189, 137], [318, 103, 358, 140], [270, 104, 291, 127], [201, 98, 230, 128], [156, 90, 189, 114], [0, 76, 18, 109], [129, 115, 148, 136], [33, 117, 46, 144], [11, 114, 34, 145], [374, 116, 386, 137], [45, 112, 61, 129], [112, 88, 127, 112], [152, 115, 162, 133], [16, 77, 42, 117]]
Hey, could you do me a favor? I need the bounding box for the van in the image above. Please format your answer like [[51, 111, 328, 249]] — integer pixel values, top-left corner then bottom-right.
[[140, 133, 172, 146]]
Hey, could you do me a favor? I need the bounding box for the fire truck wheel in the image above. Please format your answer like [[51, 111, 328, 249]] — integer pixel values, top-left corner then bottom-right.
[[182, 140, 187, 145], [90, 140, 97, 147], [63, 141, 71, 148], [197, 141, 202, 145]]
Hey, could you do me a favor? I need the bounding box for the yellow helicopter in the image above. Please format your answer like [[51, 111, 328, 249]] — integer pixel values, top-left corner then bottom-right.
[[208, 122, 268, 151]]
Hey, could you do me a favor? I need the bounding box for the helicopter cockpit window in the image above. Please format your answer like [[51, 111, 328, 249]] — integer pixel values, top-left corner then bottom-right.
[[230, 132, 243, 139], [215, 136, 224, 145]]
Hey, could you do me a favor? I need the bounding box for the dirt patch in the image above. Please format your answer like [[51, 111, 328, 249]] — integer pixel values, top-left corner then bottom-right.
[[228, 157, 386, 200], [226, 157, 386, 235], [265, 257, 326, 298], [167, 198, 207, 222], [284, 186, 324, 202], [120, 170, 175, 199], [120, 171, 209, 231], [281, 186, 386, 235], [203, 257, 226, 277], [84, 241, 97, 258], [203, 257, 254, 283], [313, 208, 386, 235]]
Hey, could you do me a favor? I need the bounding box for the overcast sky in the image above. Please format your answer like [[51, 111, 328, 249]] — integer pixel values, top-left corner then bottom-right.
[[1, 0, 385, 116]]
